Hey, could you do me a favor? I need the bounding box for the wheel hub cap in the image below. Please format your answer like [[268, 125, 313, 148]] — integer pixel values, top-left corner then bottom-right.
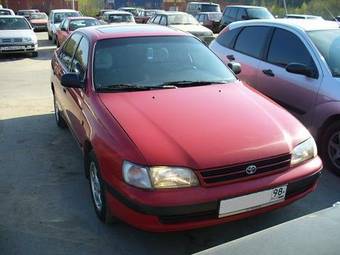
[[328, 131, 340, 169], [90, 162, 103, 211]]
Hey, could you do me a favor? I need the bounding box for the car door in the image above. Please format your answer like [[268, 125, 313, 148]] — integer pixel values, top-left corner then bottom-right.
[[255, 28, 321, 125], [66, 35, 90, 145], [54, 33, 82, 138], [223, 26, 272, 85]]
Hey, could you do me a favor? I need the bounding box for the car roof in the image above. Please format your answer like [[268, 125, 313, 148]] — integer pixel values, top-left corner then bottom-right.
[[0, 15, 24, 18], [51, 9, 79, 13], [66, 16, 95, 20], [188, 2, 219, 5], [226, 5, 268, 9], [104, 10, 132, 15], [0, 8, 13, 11], [228, 19, 339, 32], [77, 24, 190, 41]]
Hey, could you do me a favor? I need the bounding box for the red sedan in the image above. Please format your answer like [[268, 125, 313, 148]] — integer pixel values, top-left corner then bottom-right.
[[55, 16, 100, 47], [51, 24, 322, 232]]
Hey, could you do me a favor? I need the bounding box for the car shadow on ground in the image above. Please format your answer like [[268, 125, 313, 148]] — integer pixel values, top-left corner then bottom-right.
[[0, 114, 339, 255]]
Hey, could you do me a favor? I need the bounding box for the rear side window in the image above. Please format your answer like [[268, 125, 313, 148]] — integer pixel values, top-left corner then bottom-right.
[[153, 15, 161, 24], [237, 8, 247, 20], [267, 28, 314, 68], [216, 27, 241, 48], [234, 26, 271, 58], [59, 33, 82, 70]]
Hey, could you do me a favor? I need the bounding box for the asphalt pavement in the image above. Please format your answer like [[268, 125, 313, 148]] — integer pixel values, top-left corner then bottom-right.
[[0, 32, 339, 255]]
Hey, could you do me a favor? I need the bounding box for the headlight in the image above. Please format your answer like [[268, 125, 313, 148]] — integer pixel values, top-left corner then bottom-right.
[[23, 37, 33, 43], [291, 137, 317, 166], [122, 161, 199, 189]]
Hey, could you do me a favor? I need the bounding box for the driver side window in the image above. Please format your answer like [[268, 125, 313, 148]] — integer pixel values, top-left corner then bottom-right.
[[71, 37, 89, 81]]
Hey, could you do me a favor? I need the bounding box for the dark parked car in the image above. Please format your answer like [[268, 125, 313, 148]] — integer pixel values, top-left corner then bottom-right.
[[210, 19, 340, 175], [219, 5, 274, 31], [51, 24, 322, 231], [195, 11, 222, 33]]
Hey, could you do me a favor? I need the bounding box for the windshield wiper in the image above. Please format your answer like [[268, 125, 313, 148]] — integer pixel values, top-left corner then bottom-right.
[[96, 83, 177, 92], [159, 80, 230, 87]]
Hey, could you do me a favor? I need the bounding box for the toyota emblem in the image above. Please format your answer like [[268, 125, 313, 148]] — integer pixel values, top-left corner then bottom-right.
[[246, 165, 257, 175]]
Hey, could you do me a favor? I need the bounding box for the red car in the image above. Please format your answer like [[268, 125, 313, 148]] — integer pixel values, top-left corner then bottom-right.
[[51, 24, 322, 232], [55, 17, 100, 47]]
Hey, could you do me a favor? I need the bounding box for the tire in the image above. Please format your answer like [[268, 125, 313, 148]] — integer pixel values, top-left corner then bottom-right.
[[87, 151, 116, 224], [48, 32, 52, 40], [53, 94, 67, 128], [31, 51, 38, 58], [321, 121, 340, 176]]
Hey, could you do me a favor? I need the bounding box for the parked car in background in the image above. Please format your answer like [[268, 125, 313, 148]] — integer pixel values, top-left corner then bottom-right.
[[0, 15, 38, 57], [284, 14, 324, 20], [48, 9, 81, 44], [118, 7, 143, 17], [219, 5, 274, 31], [195, 11, 222, 33], [135, 9, 164, 23], [0, 8, 15, 16], [96, 9, 114, 20], [29, 12, 48, 32], [17, 9, 39, 19], [210, 19, 340, 175], [336, 16, 340, 22], [148, 11, 214, 44], [51, 24, 322, 232], [56, 17, 100, 47], [102, 11, 135, 24], [186, 2, 221, 16]]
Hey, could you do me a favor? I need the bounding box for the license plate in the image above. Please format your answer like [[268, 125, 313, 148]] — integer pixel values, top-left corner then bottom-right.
[[0, 46, 26, 51], [219, 185, 287, 217]]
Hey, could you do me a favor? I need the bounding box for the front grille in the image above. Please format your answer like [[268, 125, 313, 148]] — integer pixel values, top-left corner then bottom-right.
[[0, 38, 23, 44], [1, 38, 11, 43], [13, 38, 22, 43], [199, 154, 291, 185]]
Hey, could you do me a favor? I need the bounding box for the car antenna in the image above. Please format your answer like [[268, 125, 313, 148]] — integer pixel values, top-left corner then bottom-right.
[[325, 6, 340, 25]]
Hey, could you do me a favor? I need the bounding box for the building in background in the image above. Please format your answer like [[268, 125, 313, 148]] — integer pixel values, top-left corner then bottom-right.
[[0, 0, 78, 13]]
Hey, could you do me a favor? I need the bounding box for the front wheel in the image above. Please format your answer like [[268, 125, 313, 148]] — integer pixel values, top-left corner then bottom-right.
[[321, 122, 340, 176], [88, 151, 117, 223]]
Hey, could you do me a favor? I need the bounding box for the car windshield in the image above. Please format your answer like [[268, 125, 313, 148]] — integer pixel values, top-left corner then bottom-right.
[[69, 19, 98, 30], [308, 29, 340, 77], [54, 12, 80, 23], [246, 8, 274, 19], [0, 17, 30, 30], [0, 9, 11, 15], [30, 13, 47, 19], [201, 4, 220, 12], [108, 14, 133, 23], [168, 14, 198, 25], [208, 12, 222, 21], [94, 36, 236, 90]]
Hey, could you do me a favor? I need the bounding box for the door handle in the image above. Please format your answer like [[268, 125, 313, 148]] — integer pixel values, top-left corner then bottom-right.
[[227, 54, 235, 61], [262, 69, 275, 77]]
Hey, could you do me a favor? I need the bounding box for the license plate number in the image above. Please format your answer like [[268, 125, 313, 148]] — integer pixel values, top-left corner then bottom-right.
[[0, 46, 26, 51], [219, 185, 287, 217]]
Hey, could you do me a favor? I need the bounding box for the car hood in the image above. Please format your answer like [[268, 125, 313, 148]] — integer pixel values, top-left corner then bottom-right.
[[98, 82, 310, 169], [0, 29, 36, 39], [169, 24, 212, 35]]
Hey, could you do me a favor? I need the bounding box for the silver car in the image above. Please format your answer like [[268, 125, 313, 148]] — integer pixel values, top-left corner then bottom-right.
[[0, 15, 38, 57], [210, 19, 340, 175], [47, 9, 80, 44]]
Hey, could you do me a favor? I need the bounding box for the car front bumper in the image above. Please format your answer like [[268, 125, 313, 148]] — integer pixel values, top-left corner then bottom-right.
[[0, 43, 38, 54], [104, 157, 322, 232]]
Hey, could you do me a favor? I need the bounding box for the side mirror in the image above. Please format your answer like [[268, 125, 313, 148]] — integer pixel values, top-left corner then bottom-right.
[[286, 63, 317, 78], [228, 62, 241, 75], [61, 73, 84, 88]]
